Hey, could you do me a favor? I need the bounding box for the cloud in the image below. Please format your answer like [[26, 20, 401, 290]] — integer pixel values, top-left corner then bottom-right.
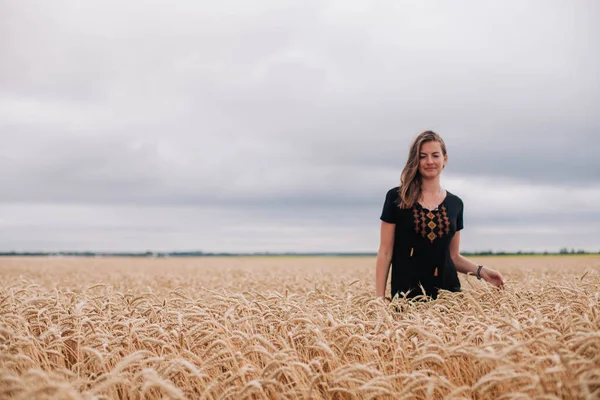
[[1, 0, 599, 251]]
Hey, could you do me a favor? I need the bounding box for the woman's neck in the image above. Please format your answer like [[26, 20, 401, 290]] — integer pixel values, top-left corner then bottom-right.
[[421, 178, 442, 195]]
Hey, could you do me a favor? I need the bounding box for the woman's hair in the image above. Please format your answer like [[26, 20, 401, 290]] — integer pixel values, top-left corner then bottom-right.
[[398, 130, 447, 208]]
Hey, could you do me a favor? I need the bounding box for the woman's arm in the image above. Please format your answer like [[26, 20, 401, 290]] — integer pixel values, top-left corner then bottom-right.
[[449, 231, 506, 288], [376, 221, 395, 299]]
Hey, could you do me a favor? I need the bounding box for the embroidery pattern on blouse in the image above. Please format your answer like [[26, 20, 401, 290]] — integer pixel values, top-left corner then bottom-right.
[[412, 205, 451, 243]]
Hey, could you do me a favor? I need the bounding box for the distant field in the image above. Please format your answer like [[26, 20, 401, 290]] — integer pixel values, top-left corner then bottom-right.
[[1, 256, 599, 399]]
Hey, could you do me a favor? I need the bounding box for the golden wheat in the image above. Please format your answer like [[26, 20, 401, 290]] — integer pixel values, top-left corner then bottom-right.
[[0, 256, 599, 399]]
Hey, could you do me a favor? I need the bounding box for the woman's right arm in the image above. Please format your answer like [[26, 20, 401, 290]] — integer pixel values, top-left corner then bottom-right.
[[376, 221, 395, 299]]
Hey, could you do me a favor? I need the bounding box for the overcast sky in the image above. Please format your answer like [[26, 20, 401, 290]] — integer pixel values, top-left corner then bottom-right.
[[1, 0, 599, 253]]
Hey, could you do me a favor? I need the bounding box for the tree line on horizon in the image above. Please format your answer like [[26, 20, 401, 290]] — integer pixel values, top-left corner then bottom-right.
[[0, 248, 596, 257]]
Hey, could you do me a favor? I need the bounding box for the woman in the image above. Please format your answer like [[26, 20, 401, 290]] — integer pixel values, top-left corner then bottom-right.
[[376, 131, 505, 301]]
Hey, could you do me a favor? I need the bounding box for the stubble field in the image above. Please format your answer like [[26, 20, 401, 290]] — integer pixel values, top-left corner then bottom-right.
[[1, 255, 599, 399]]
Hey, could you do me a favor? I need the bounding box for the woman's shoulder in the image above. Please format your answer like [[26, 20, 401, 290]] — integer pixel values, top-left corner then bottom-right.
[[382, 186, 401, 208], [384, 186, 401, 202], [444, 190, 464, 208], [386, 186, 400, 196]]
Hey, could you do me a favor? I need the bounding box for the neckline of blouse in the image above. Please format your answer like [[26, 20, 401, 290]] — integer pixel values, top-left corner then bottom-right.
[[417, 190, 449, 211]]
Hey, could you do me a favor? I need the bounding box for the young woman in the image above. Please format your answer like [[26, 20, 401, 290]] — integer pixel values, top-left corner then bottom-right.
[[376, 131, 505, 300]]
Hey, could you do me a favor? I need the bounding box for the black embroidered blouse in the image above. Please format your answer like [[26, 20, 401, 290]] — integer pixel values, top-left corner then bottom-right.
[[380, 187, 464, 299]]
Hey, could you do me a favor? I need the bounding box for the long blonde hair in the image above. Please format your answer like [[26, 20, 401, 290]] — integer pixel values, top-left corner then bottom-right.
[[398, 131, 447, 208]]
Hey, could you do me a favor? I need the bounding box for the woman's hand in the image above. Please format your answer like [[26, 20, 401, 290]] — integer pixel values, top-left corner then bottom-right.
[[481, 267, 506, 289]]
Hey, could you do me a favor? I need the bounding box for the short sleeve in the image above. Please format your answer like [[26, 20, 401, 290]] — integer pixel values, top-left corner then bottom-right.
[[380, 188, 398, 224], [456, 199, 464, 231]]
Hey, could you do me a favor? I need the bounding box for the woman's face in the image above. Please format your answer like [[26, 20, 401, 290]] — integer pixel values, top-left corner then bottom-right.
[[418, 141, 447, 179]]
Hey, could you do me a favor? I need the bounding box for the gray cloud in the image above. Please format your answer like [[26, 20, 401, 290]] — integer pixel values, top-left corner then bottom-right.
[[1, 0, 599, 251]]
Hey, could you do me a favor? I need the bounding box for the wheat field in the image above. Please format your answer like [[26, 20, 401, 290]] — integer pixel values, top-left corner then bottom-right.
[[0, 255, 599, 399]]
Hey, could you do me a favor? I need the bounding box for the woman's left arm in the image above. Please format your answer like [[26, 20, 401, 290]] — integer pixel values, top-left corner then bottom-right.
[[449, 231, 506, 289]]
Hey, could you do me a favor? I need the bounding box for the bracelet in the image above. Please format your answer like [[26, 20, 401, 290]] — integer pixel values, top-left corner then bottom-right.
[[476, 265, 484, 280]]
